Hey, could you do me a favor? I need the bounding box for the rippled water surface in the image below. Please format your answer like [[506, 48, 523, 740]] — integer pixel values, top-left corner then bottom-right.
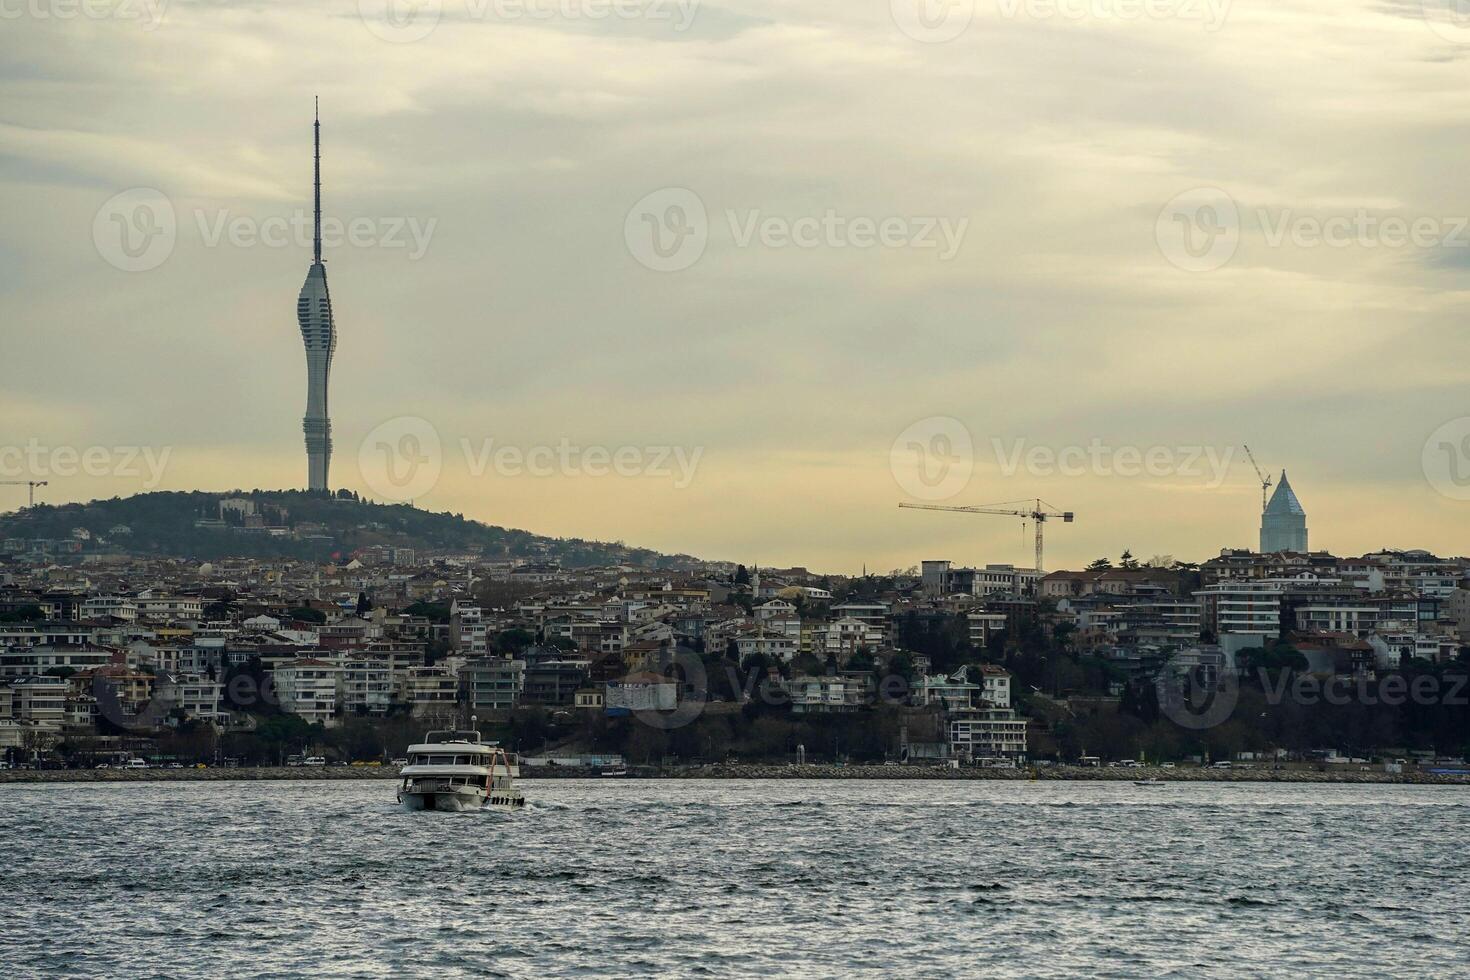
[[3, 779, 1468, 977]]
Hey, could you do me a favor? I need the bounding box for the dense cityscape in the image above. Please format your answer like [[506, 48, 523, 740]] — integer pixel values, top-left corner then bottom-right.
[[12, 2, 1470, 973], [2, 478, 1466, 777]]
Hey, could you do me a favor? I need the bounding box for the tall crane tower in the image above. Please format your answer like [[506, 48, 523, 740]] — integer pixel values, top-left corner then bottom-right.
[[1242, 445, 1272, 514], [899, 498, 1074, 572], [0, 480, 47, 509]]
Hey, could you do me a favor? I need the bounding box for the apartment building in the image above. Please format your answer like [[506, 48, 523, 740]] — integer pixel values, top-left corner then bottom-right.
[[397, 665, 459, 718], [273, 659, 340, 727], [460, 658, 525, 713], [450, 600, 489, 655]]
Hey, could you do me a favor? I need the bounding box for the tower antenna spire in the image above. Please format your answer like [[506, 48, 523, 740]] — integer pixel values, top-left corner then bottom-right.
[[313, 96, 322, 264]]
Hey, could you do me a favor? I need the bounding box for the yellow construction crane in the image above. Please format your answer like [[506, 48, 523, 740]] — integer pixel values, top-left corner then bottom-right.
[[1242, 445, 1272, 514], [899, 498, 1074, 572], [0, 480, 48, 509]]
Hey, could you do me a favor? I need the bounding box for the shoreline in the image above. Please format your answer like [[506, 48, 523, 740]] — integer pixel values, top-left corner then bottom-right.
[[2, 764, 1467, 786]]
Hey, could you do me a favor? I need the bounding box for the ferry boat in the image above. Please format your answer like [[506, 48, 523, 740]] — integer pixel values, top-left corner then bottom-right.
[[396, 722, 524, 812]]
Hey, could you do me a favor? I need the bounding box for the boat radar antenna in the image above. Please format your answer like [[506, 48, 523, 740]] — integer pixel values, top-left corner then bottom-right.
[[313, 96, 322, 265]]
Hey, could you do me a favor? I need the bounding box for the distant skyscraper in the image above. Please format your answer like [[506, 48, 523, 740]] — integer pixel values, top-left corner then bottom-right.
[[298, 99, 337, 492], [1260, 470, 1307, 553]]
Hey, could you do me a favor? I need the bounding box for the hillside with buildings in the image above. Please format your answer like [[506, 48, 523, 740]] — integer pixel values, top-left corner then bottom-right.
[[0, 491, 698, 569], [0, 535, 1467, 772]]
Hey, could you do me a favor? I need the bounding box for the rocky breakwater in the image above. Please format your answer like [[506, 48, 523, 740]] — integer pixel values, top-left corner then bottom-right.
[[658, 763, 1470, 784], [0, 766, 403, 784]]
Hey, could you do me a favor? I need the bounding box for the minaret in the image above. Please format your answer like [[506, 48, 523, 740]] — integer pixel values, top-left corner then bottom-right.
[[298, 98, 337, 492]]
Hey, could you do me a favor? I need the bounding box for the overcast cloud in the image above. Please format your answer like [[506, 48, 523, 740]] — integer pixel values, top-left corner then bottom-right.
[[2, 0, 1468, 570]]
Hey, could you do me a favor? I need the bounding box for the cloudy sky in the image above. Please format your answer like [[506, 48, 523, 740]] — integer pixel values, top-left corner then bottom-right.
[[3, 0, 1470, 571]]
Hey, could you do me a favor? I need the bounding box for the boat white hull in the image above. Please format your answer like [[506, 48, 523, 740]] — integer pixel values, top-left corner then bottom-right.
[[399, 788, 485, 813], [398, 789, 527, 812]]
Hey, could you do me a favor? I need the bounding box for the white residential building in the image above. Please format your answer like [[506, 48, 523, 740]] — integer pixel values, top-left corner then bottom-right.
[[7, 676, 67, 733], [461, 658, 524, 712], [914, 671, 980, 712], [949, 708, 1028, 760], [977, 665, 1012, 709], [0, 646, 111, 679], [814, 617, 882, 659], [338, 660, 393, 716], [79, 596, 138, 622], [134, 595, 205, 621], [785, 675, 866, 713], [736, 632, 798, 663], [450, 600, 489, 655], [273, 659, 340, 727], [967, 612, 1007, 648], [397, 666, 459, 718], [1294, 601, 1377, 635], [157, 676, 225, 724], [1195, 580, 1287, 639]]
